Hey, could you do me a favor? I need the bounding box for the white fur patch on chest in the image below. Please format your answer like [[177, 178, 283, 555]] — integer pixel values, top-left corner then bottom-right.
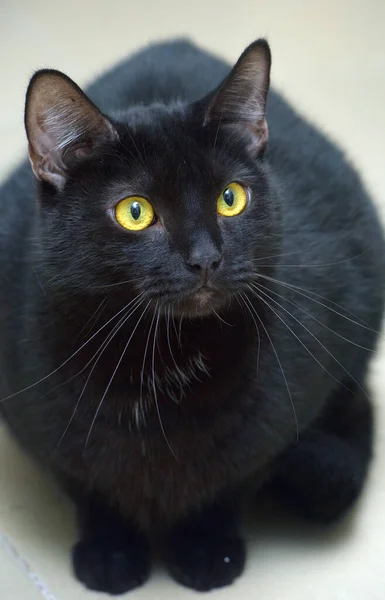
[[132, 351, 210, 429], [160, 351, 210, 399]]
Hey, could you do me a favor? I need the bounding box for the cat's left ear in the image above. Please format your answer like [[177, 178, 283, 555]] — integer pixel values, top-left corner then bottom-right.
[[204, 39, 271, 157], [25, 70, 118, 191]]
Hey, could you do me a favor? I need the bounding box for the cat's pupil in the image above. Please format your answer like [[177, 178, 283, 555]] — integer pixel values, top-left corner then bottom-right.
[[223, 188, 234, 207], [130, 202, 141, 220]]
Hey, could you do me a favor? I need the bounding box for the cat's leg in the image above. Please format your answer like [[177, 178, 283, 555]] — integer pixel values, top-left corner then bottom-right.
[[269, 383, 373, 524], [69, 489, 151, 595], [164, 493, 245, 591]]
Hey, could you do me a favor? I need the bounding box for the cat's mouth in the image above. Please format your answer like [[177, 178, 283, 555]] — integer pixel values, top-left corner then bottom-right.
[[172, 285, 225, 318]]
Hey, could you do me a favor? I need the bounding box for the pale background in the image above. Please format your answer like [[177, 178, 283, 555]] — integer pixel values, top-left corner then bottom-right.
[[0, 1, 384, 599]]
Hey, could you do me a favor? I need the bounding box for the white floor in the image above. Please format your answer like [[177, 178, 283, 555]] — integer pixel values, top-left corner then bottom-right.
[[0, 1, 385, 598]]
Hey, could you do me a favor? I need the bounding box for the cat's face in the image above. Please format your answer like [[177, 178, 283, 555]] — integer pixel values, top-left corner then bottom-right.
[[26, 40, 279, 317]]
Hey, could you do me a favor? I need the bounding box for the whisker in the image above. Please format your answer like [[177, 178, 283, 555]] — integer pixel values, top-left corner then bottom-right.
[[171, 306, 179, 345], [249, 286, 346, 394], [57, 297, 146, 446], [252, 245, 371, 268], [178, 314, 184, 347], [256, 273, 377, 332], [85, 300, 150, 447], [250, 283, 368, 400], [140, 309, 157, 412], [211, 308, 235, 327], [50, 296, 144, 401], [239, 292, 299, 441], [166, 306, 180, 373], [251, 281, 373, 352], [252, 211, 360, 264], [152, 305, 178, 460], [92, 278, 143, 290], [0, 292, 145, 403], [76, 296, 109, 340], [235, 293, 261, 376]]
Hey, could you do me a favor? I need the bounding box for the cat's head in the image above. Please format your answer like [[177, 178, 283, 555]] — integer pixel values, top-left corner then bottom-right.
[[25, 39, 280, 317]]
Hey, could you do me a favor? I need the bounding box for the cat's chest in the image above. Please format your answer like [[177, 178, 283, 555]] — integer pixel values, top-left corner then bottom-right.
[[56, 357, 261, 526], [51, 317, 259, 523], [77, 346, 213, 432], [136, 349, 210, 404], [66, 401, 261, 528]]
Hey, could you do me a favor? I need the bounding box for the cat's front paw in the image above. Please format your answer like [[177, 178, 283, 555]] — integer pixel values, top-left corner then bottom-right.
[[165, 533, 246, 591], [72, 537, 151, 595]]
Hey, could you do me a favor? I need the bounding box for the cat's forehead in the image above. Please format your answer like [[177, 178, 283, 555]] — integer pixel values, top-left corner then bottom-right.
[[111, 102, 186, 126], [117, 105, 202, 159], [112, 104, 248, 189], [112, 109, 215, 185]]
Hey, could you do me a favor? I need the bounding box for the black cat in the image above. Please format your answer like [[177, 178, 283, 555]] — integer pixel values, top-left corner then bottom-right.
[[0, 39, 383, 594]]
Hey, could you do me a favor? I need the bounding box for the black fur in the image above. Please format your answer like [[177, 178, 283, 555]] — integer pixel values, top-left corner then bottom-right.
[[0, 39, 384, 594], [71, 492, 151, 594]]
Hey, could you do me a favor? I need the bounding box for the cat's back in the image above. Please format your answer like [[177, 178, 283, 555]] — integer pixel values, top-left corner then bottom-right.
[[86, 39, 230, 112], [0, 163, 35, 271]]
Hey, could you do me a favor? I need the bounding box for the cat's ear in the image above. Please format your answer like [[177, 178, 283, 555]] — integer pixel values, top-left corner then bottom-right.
[[204, 39, 271, 156], [25, 70, 118, 191]]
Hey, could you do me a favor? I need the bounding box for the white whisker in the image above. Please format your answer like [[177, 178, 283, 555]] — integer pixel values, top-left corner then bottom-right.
[[166, 306, 180, 374], [76, 296, 109, 340], [57, 297, 146, 446], [256, 273, 377, 332], [0, 292, 145, 403], [250, 283, 369, 400], [212, 308, 235, 327], [253, 246, 371, 268], [251, 281, 373, 352], [151, 305, 178, 460], [239, 292, 298, 441], [85, 300, 149, 447]]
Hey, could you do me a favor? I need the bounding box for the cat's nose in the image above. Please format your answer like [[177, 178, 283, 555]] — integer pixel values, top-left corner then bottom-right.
[[186, 246, 222, 283]]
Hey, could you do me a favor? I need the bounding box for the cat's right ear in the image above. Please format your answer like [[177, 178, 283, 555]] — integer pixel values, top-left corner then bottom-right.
[[25, 70, 118, 191]]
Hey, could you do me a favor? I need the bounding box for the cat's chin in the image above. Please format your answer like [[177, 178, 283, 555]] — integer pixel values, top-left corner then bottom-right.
[[168, 287, 226, 319]]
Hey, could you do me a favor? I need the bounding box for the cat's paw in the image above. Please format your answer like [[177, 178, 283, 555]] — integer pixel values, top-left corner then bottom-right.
[[72, 537, 151, 595], [165, 534, 246, 591]]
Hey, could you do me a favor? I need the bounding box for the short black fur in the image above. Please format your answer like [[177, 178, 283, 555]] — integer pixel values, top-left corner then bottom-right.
[[0, 39, 384, 594]]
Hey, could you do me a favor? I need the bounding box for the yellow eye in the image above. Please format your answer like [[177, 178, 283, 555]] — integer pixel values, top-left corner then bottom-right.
[[115, 196, 155, 231], [217, 182, 247, 217]]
